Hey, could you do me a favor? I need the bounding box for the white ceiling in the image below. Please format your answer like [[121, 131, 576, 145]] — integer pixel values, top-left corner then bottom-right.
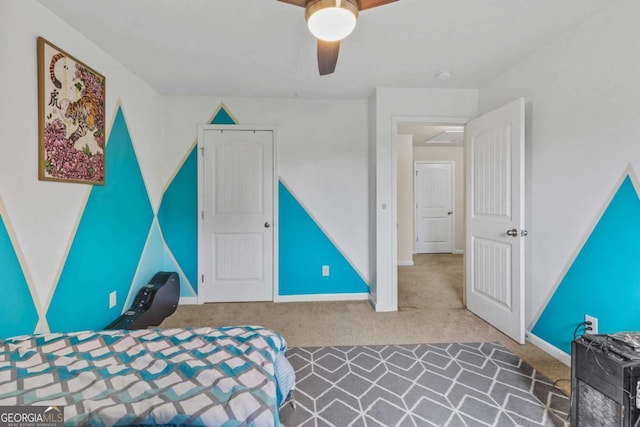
[[38, 0, 609, 98]]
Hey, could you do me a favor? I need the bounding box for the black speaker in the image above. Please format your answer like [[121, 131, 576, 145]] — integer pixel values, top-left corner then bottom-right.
[[106, 272, 180, 330]]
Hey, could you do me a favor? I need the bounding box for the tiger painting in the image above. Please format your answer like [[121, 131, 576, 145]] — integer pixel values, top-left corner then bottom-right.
[[40, 37, 105, 183], [49, 53, 104, 148]]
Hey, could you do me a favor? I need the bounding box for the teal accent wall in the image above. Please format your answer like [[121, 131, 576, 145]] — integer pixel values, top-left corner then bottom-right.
[[46, 107, 155, 332], [157, 147, 198, 291], [0, 214, 39, 339], [124, 221, 195, 310], [157, 105, 237, 295], [532, 175, 640, 354], [278, 181, 368, 295]]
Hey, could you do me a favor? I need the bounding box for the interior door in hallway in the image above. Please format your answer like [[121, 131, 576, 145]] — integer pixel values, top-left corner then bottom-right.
[[465, 98, 526, 344], [415, 162, 453, 253], [200, 128, 274, 302]]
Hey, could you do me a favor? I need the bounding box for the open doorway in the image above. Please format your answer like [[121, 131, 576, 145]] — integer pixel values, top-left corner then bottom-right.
[[383, 99, 525, 342], [396, 123, 466, 310], [396, 124, 465, 266]]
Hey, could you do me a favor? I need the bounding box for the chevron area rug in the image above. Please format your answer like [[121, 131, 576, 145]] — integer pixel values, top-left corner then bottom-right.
[[278, 342, 569, 427]]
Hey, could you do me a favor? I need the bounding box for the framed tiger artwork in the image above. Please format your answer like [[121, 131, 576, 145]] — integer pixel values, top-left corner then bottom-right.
[[37, 37, 106, 185]]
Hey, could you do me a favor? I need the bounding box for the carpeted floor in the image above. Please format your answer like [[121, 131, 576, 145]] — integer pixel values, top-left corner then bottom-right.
[[279, 342, 569, 426], [161, 254, 571, 397]]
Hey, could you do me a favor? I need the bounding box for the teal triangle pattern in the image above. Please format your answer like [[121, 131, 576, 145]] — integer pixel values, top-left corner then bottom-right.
[[124, 221, 195, 310], [157, 104, 237, 295], [157, 148, 197, 291], [532, 175, 640, 354], [0, 213, 39, 339], [279, 181, 368, 295], [210, 105, 236, 125], [46, 107, 154, 332]]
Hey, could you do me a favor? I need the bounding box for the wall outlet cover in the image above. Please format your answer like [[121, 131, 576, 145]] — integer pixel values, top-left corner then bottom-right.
[[585, 314, 598, 334]]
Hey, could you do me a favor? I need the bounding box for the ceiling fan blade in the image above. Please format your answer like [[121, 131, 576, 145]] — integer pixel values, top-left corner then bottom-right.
[[357, 0, 398, 11], [277, 0, 306, 7], [317, 39, 340, 75]]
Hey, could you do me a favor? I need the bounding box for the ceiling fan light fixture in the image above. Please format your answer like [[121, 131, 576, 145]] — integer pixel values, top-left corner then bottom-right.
[[306, 0, 358, 42]]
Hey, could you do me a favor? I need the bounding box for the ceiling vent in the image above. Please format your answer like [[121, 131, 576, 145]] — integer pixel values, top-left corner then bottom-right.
[[425, 128, 464, 144]]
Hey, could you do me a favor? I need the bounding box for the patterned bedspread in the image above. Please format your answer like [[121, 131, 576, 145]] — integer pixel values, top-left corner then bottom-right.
[[0, 326, 291, 426]]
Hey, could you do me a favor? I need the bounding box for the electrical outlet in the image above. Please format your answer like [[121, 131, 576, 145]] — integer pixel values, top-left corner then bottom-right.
[[585, 314, 598, 334], [109, 291, 117, 309], [322, 265, 330, 277]]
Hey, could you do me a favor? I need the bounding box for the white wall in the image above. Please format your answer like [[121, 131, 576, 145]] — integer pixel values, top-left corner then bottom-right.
[[396, 135, 414, 263], [479, 0, 640, 328], [162, 96, 370, 280], [413, 146, 465, 252], [368, 91, 378, 302], [373, 88, 478, 311], [0, 1, 164, 309]]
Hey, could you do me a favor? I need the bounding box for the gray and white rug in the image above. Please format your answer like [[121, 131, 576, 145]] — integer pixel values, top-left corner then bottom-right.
[[279, 342, 568, 427]]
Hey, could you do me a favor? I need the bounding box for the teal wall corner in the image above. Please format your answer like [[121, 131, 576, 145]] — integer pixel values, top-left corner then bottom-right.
[[124, 220, 195, 310], [167, 258, 195, 298], [532, 175, 640, 354], [157, 147, 198, 292], [0, 214, 39, 339], [46, 107, 154, 333], [278, 181, 368, 295]]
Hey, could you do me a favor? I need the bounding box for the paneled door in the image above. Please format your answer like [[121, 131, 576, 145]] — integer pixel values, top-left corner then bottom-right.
[[200, 128, 274, 302], [415, 162, 454, 253], [465, 98, 526, 344]]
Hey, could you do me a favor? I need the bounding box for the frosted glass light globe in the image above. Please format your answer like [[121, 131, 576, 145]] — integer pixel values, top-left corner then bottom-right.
[[307, 7, 357, 41]]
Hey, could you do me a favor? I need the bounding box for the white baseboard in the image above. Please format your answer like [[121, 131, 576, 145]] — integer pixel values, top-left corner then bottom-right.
[[453, 249, 464, 255], [275, 293, 369, 303], [179, 296, 199, 305], [398, 260, 414, 266], [368, 294, 376, 310], [371, 299, 398, 312], [526, 331, 571, 366]]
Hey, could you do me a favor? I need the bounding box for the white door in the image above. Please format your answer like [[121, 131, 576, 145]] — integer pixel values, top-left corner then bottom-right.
[[200, 129, 274, 302], [465, 98, 526, 344], [415, 162, 453, 253]]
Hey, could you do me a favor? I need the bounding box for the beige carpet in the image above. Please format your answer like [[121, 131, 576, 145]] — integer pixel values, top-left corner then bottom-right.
[[160, 254, 570, 394]]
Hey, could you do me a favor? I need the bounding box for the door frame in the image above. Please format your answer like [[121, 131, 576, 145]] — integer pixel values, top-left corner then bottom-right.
[[390, 116, 471, 311], [414, 160, 455, 254], [196, 124, 279, 304]]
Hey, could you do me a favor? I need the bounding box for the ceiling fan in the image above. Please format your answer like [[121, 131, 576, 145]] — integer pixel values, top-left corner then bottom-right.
[[278, 0, 399, 75]]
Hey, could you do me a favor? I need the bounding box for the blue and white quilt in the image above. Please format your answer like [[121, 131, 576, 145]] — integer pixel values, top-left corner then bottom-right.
[[0, 326, 294, 426]]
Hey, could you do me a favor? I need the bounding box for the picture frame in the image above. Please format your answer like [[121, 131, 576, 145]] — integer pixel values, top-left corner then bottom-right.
[[37, 37, 106, 185]]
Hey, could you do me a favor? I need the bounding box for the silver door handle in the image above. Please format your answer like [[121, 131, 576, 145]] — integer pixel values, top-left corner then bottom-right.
[[264, 222, 271, 228], [447, 211, 453, 215], [506, 228, 518, 237]]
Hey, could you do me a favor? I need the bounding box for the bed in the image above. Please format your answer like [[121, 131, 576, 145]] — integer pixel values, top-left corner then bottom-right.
[[0, 325, 295, 426]]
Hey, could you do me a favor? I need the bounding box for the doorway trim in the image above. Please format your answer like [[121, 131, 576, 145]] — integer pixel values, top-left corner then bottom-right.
[[389, 115, 471, 311], [414, 160, 455, 254], [196, 124, 279, 304]]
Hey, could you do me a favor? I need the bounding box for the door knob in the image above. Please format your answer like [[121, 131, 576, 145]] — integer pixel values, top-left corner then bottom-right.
[[506, 228, 518, 237], [448, 211, 453, 215], [264, 222, 271, 228]]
